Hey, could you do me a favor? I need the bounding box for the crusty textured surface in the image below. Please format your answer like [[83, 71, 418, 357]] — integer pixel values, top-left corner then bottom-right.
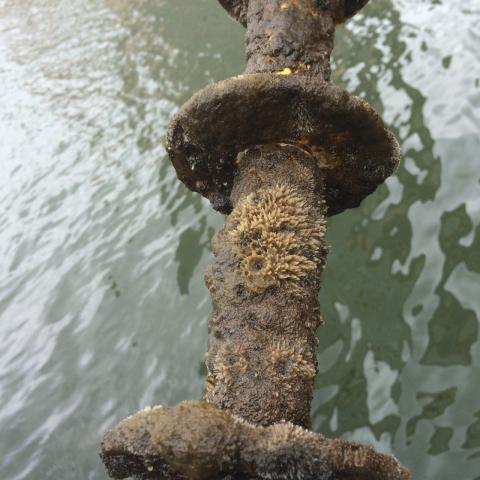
[[101, 401, 411, 480], [166, 74, 400, 215], [218, 0, 370, 27], [204, 145, 327, 427], [102, 0, 407, 478], [166, 0, 396, 216], [245, 0, 335, 79]]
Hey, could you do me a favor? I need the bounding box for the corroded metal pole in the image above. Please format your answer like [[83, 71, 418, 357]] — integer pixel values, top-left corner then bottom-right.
[[204, 144, 328, 428], [101, 1, 409, 479]]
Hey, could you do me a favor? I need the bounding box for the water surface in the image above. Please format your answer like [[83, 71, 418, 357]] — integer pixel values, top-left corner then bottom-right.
[[0, 0, 479, 478]]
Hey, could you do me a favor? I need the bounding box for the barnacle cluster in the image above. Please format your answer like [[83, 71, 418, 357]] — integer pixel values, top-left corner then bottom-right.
[[227, 184, 326, 294], [270, 340, 316, 381]]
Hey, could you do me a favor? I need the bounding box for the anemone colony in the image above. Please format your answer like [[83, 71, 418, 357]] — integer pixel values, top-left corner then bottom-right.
[[228, 182, 327, 295], [101, 1, 410, 479]]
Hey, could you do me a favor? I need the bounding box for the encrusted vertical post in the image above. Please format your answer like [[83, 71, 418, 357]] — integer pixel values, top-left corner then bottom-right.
[[101, 1, 410, 479], [205, 145, 328, 428]]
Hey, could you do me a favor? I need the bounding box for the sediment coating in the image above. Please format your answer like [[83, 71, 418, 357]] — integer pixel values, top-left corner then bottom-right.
[[204, 144, 328, 428], [166, 0, 399, 216], [245, 0, 336, 79], [219, 0, 370, 27], [166, 74, 400, 216], [101, 401, 411, 480], [101, 0, 410, 476]]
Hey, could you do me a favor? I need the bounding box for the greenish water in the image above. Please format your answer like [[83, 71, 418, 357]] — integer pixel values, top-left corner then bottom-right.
[[0, 0, 479, 478]]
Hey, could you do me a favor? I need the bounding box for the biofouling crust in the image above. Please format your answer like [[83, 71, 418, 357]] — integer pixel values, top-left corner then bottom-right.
[[204, 146, 327, 428], [101, 0, 409, 477], [166, 74, 400, 215], [228, 184, 326, 294], [101, 401, 411, 480], [218, 0, 370, 27]]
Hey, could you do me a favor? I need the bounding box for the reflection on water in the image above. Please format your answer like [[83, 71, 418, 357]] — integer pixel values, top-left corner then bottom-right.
[[0, 0, 478, 478]]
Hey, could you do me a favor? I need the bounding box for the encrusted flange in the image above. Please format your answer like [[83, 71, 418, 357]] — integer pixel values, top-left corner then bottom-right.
[[166, 73, 400, 215], [101, 401, 411, 480]]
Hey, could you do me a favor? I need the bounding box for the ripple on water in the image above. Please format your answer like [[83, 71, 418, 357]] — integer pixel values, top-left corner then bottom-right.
[[0, 0, 479, 479]]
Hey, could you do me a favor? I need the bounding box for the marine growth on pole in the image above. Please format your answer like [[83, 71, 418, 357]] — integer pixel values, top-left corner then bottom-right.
[[101, 1, 410, 479]]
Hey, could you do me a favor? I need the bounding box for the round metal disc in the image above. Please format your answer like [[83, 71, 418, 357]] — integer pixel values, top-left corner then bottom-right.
[[166, 73, 400, 215]]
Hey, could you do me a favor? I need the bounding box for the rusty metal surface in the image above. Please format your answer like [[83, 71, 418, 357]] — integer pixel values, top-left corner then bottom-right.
[[204, 145, 327, 428], [244, 0, 336, 78], [166, 74, 399, 215], [101, 0, 409, 478], [101, 401, 410, 480], [218, 0, 370, 26]]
